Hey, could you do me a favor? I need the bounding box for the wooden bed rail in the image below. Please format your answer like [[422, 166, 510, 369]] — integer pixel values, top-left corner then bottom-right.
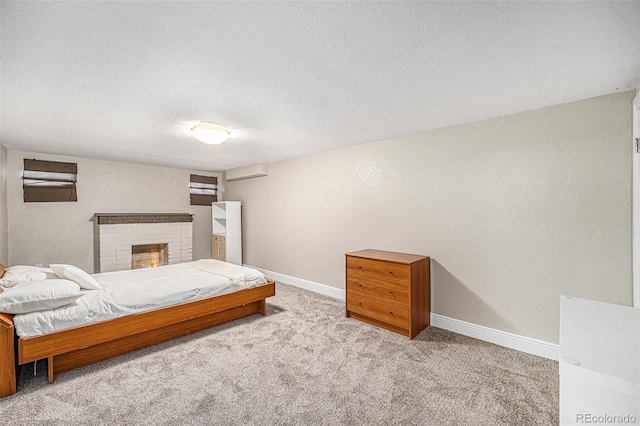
[[0, 312, 16, 398], [1, 280, 275, 398], [18, 282, 275, 365]]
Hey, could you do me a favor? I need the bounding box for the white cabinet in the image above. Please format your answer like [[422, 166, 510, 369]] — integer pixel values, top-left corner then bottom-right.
[[212, 201, 242, 265], [560, 296, 639, 425]]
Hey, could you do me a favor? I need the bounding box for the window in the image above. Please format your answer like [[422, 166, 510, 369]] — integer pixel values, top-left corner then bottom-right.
[[190, 174, 218, 206], [23, 159, 77, 202]]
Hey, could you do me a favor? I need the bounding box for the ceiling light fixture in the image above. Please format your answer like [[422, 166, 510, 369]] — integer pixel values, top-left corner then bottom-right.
[[191, 121, 231, 145]]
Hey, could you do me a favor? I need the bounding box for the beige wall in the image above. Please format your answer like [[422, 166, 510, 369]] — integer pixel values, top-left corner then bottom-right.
[[225, 91, 635, 344], [0, 145, 8, 265], [6, 151, 219, 272]]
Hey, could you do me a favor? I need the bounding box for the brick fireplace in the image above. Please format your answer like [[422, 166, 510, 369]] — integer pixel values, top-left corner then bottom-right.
[[95, 213, 193, 273]]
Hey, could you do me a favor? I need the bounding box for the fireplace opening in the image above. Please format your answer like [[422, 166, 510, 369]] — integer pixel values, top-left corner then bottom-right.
[[131, 243, 168, 269]]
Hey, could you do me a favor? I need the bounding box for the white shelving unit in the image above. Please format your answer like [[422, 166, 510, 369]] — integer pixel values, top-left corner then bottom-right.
[[212, 201, 242, 265]]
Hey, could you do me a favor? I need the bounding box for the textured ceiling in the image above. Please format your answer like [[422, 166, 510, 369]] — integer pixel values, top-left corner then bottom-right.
[[1, 1, 639, 172]]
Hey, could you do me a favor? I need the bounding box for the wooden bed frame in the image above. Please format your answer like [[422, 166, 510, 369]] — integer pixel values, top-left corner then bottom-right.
[[0, 279, 275, 398]]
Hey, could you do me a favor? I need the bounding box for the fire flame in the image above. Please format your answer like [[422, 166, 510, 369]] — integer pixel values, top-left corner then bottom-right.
[[149, 251, 160, 268]]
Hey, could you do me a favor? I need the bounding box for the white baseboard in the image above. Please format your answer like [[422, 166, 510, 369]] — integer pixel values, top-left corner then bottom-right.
[[247, 265, 346, 300], [430, 314, 559, 361], [249, 266, 559, 361]]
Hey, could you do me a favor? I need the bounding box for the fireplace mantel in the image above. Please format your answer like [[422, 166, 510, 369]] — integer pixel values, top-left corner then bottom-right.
[[95, 213, 193, 225]]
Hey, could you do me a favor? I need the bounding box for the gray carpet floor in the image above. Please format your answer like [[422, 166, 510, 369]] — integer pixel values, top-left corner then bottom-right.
[[1, 283, 559, 425]]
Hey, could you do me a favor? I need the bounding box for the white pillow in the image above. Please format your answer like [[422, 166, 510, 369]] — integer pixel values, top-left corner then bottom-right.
[[50, 264, 102, 290], [0, 279, 82, 314], [0, 266, 58, 287]]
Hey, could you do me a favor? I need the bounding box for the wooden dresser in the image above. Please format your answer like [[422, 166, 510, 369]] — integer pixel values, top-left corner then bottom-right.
[[345, 249, 430, 339]]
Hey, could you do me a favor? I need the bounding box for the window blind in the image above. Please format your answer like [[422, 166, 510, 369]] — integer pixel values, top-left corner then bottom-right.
[[190, 174, 218, 206], [23, 159, 77, 202]]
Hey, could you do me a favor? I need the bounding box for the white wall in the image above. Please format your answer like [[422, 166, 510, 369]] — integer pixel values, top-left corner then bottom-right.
[[224, 91, 635, 344], [0, 145, 8, 265], [6, 151, 220, 272]]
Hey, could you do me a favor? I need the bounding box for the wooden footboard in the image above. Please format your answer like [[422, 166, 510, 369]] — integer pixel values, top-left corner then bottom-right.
[[0, 312, 16, 398], [1, 280, 275, 397]]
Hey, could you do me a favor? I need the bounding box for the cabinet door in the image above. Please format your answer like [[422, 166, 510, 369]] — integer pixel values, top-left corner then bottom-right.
[[218, 235, 226, 262], [211, 235, 222, 261], [212, 235, 226, 261]]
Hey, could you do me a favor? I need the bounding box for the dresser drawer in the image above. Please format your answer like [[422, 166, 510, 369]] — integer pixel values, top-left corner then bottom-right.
[[346, 256, 410, 286], [346, 277, 409, 305], [347, 295, 409, 329]]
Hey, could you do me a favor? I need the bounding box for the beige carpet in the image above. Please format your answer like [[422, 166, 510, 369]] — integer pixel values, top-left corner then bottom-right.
[[2, 282, 559, 425]]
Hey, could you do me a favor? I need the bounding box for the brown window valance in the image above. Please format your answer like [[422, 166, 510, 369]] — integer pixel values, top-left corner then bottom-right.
[[190, 174, 218, 206], [23, 159, 78, 202]]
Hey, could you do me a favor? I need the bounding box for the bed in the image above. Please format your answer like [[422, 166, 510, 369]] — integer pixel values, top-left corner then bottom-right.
[[0, 260, 275, 398]]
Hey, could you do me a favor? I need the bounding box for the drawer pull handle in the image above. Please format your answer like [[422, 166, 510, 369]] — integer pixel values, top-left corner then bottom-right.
[[389, 291, 395, 298], [389, 271, 395, 277], [358, 284, 364, 289], [358, 266, 364, 271], [389, 311, 395, 317]]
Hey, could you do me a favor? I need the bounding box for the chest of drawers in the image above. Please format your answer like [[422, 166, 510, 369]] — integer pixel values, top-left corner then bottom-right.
[[345, 249, 430, 339]]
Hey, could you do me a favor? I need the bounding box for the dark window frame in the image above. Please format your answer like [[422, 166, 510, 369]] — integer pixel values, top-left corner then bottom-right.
[[190, 174, 218, 206], [23, 159, 78, 202]]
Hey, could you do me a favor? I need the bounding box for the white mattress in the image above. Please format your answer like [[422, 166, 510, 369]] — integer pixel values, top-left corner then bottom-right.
[[13, 259, 267, 338]]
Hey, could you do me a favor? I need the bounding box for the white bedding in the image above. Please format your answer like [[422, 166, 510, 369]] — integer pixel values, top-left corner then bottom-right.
[[13, 260, 267, 338]]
